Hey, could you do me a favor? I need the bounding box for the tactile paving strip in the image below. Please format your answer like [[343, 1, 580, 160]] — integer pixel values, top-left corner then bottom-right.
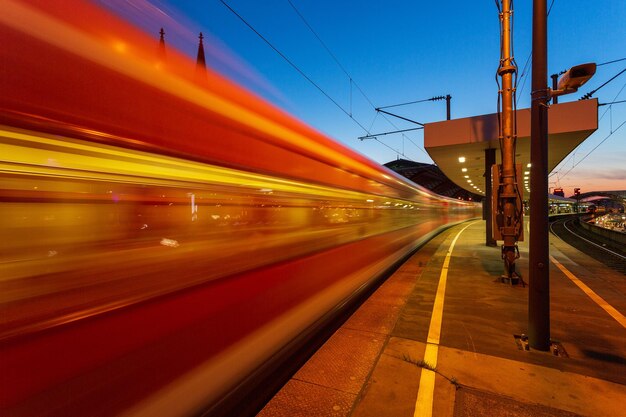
[[293, 328, 385, 394], [256, 379, 356, 417]]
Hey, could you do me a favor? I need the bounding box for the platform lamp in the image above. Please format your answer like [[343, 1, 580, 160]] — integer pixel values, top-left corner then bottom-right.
[[529, 0, 596, 352]]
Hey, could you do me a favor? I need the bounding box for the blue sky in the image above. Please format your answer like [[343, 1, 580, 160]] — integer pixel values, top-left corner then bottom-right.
[[105, 0, 626, 195]]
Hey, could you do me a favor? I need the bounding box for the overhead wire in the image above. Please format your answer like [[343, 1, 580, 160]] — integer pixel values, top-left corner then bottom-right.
[[285, 0, 429, 158], [559, 119, 626, 179], [516, 0, 556, 105], [599, 99, 626, 106], [599, 81, 626, 122], [285, 0, 378, 110], [551, 79, 626, 175], [579, 67, 626, 99], [507, 0, 626, 184], [377, 98, 433, 110], [597, 57, 626, 67], [219, 1, 359, 126], [482, 0, 617, 190], [511, 0, 523, 213], [515, 54, 532, 106], [286, 0, 350, 81], [221, 0, 423, 161]]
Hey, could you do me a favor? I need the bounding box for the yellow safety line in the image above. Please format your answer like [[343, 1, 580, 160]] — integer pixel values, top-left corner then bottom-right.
[[414, 221, 479, 417], [549, 255, 626, 328]]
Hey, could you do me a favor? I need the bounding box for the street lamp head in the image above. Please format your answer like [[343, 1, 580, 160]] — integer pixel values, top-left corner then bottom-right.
[[551, 63, 596, 97]]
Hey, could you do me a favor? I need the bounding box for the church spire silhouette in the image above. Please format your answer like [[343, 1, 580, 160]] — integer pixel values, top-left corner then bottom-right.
[[195, 32, 207, 84], [158, 27, 166, 61]]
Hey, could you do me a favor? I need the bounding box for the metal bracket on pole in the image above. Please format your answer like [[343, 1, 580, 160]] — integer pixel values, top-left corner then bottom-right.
[[357, 126, 423, 141], [374, 108, 424, 126]]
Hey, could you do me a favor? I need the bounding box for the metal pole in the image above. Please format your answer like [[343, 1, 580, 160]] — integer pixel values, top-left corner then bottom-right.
[[529, 0, 551, 351], [497, 0, 520, 280], [446, 94, 451, 120], [485, 148, 497, 246]]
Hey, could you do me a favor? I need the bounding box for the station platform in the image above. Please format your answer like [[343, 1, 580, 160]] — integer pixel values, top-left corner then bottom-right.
[[257, 220, 626, 417]]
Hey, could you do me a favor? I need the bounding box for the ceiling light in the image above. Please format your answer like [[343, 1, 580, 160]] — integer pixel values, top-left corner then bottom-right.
[[458, 157, 466, 163], [464, 175, 469, 178], [527, 163, 531, 168], [462, 168, 467, 172]]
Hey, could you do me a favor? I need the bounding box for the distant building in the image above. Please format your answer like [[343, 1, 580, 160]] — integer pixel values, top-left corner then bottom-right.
[[579, 190, 625, 213], [384, 159, 482, 202]]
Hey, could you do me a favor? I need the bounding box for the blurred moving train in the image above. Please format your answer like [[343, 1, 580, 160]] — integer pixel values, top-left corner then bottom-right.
[[0, 1, 479, 416]]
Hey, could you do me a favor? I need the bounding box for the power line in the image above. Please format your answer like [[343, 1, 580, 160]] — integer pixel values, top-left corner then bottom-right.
[[404, 136, 424, 154], [222, 0, 429, 161], [599, 81, 626, 122], [552, 80, 626, 175], [376, 115, 429, 157], [579, 67, 626, 100], [282, 0, 428, 158], [599, 99, 626, 106], [559, 119, 626, 179], [373, 137, 411, 156], [286, 0, 379, 110], [547, 0, 557, 18], [377, 98, 433, 110], [219, 0, 372, 135], [516, 52, 532, 106], [516, 0, 556, 105], [286, 0, 349, 80], [597, 57, 626, 67]]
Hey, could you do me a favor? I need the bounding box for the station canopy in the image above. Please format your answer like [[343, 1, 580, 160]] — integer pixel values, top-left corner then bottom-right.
[[423, 99, 598, 198]]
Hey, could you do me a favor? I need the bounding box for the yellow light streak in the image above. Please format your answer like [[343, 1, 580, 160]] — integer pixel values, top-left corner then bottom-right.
[[0, 127, 424, 208], [0, 0, 398, 192]]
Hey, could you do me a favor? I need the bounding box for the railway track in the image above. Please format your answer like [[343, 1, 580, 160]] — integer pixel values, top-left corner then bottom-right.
[[549, 216, 626, 275]]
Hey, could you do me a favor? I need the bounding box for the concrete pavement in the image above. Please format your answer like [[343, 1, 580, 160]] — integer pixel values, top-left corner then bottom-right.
[[258, 220, 626, 417]]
